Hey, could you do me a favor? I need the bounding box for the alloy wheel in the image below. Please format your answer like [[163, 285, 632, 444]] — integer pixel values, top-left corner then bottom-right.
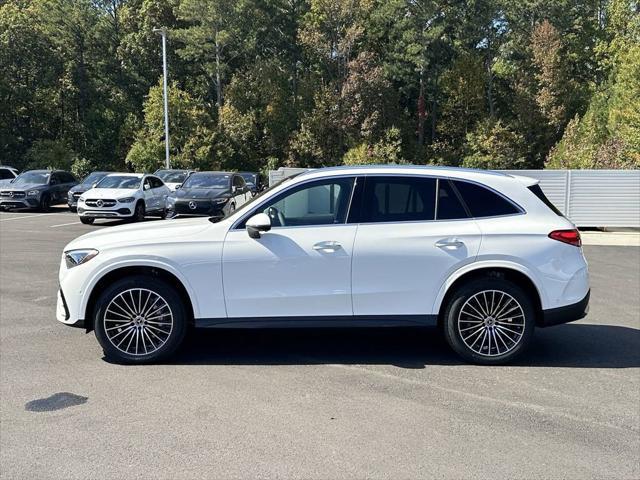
[[103, 288, 173, 356], [457, 290, 525, 357]]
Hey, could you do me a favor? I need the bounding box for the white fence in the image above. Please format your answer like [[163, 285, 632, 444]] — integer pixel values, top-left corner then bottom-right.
[[500, 170, 640, 228], [269, 168, 640, 228]]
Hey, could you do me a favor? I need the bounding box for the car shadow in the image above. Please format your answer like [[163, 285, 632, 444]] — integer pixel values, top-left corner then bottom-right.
[[155, 323, 640, 369]]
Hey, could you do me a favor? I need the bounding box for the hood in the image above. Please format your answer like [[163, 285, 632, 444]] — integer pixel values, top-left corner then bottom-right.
[[81, 188, 137, 199], [69, 184, 90, 194], [1, 182, 45, 190], [173, 187, 229, 200], [65, 217, 221, 252]]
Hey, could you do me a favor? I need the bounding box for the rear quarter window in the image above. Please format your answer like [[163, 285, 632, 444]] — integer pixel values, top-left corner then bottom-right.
[[527, 184, 564, 216], [452, 180, 521, 218]]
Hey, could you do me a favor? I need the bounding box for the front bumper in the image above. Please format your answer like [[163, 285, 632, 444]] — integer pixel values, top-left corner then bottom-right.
[[57, 289, 84, 328], [540, 290, 590, 327], [78, 206, 132, 218], [170, 200, 225, 218], [0, 198, 39, 209]]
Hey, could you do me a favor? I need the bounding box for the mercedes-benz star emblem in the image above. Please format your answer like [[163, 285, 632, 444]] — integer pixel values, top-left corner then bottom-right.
[[96, 199, 104, 207], [8, 192, 14, 198], [188, 201, 197, 210]]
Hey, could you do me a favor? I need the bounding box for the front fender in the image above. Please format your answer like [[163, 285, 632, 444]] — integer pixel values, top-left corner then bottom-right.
[[78, 256, 201, 321]]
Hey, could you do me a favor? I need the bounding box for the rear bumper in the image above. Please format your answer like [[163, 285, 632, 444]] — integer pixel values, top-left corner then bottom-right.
[[540, 290, 590, 327]]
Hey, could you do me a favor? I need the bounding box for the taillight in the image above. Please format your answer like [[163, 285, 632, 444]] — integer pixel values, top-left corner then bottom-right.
[[549, 229, 581, 247]]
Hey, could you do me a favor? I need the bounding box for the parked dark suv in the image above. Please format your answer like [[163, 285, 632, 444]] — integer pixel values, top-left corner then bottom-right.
[[67, 171, 112, 212], [0, 169, 77, 211], [167, 171, 252, 219]]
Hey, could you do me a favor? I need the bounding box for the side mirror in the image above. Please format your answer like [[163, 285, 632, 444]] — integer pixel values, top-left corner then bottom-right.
[[232, 185, 239, 193], [92, 182, 97, 188], [246, 213, 271, 239], [175, 184, 181, 190]]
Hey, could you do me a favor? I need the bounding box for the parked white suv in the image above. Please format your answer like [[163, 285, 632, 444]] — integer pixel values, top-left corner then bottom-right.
[[58, 166, 590, 364], [77, 173, 170, 224]]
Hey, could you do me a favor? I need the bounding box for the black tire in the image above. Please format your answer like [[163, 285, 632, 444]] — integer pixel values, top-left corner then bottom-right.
[[159, 208, 167, 220], [93, 275, 188, 364], [69, 206, 77, 213], [80, 216, 95, 225], [39, 194, 51, 212], [132, 201, 145, 222], [442, 278, 535, 365]]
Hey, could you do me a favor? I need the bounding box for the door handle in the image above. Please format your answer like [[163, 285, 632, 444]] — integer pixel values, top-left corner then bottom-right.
[[313, 241, 342, 252], [435, 238, 465, 249]]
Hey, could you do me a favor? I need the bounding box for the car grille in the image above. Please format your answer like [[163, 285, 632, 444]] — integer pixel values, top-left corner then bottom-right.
[[174, 199, 218, 215], [0, 191, 25, 198], [85, 199, 117, 208]]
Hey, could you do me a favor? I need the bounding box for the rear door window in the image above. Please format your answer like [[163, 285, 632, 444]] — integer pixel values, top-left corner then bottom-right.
[[452, 180, 521, 218], [361, 176, 436, 223], [436, 179, 469, 220]]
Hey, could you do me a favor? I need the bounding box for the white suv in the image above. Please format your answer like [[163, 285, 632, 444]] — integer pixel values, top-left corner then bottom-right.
[[58, 166, 590, 364], [77, 173, 170, 224]]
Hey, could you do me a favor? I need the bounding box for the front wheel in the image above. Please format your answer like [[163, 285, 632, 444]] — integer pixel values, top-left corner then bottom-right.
[[39, 194, 51, 212], [93, 275, 188, 364], [442, 278, 535, 365], [79, 216, 94, 225], [132, 202, 145, 222]]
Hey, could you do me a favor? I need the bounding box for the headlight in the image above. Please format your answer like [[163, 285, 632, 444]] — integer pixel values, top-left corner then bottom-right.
[[78, 196, 85, 203], [213, 198, 229, 204], [27, 190, 40, 196], [64, 249, 99, 269], [118, 197, 135, 203]]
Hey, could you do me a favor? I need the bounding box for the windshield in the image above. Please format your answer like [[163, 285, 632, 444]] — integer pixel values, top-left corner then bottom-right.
[[13, 171, 50, 185], [81, 172, 107, 186], [182, 173, 230, 189], [95, 175, 141, 189], [161, 172, 188, 184], [240, 173, 257, 185]]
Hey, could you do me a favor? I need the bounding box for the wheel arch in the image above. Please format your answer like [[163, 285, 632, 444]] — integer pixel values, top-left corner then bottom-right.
[[83, 264, 196, 332], [435, 264, 544, 327]]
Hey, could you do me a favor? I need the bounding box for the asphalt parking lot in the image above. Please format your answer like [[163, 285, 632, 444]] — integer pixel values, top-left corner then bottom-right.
[[1, 209, 639, 480]]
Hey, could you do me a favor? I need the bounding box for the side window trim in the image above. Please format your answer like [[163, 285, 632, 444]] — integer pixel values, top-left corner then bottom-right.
[[232, 175, 359, 230]]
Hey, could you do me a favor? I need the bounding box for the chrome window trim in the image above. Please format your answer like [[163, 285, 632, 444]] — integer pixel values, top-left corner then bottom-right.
[[230, 172, 525, 230]]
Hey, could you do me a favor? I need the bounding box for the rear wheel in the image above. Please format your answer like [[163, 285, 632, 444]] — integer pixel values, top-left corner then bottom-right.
[[80, 217, 94, 225], [93, 275, 187, 364], [442, 278, 535, 365]]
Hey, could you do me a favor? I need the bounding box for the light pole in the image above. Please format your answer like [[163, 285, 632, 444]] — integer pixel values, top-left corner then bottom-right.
[[153, 27, 170, 169]]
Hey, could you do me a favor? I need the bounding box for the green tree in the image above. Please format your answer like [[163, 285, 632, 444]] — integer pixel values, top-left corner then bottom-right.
[[127, 82, 215, 172]]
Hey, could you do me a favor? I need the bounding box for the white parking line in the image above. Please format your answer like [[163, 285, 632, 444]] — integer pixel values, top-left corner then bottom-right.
[[0, 212, 70, 222], [50, 221, 81, 228]]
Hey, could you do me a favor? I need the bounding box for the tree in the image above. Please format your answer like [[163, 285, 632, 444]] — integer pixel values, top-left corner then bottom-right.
[[127, 82, 215, 172], [462, 119, 527, 170]]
